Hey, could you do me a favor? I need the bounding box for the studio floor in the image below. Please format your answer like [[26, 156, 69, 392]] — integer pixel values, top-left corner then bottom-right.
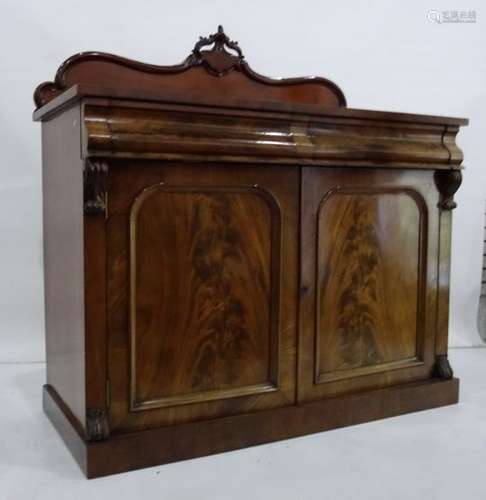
[[1, 348, 485, 500]]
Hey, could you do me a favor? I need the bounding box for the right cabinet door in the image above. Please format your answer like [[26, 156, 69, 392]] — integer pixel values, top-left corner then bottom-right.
[[299, 167, 440, 401]]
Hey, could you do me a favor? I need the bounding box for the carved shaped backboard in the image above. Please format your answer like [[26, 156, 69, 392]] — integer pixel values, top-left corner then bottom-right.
[[34, 25, 346, 111]]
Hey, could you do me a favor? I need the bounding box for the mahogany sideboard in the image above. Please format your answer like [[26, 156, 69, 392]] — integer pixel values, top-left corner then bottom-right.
[[33, 26, 468, 478]]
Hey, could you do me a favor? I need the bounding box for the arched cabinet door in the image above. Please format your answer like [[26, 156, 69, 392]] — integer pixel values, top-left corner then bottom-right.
[[106, 162, 298, 432], [298, 167, 439, 401]]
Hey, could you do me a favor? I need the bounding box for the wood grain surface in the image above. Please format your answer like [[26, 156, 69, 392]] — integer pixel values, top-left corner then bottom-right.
[[80, 103, 464, 170], [316, 189, 424, 381], [129, 186, 280, 410], [298, 167, 439, 402], [106, 161, 298, 431]]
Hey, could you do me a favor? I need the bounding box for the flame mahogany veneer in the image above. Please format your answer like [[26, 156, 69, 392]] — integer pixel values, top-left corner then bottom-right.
[[34, 26, 467, 478]]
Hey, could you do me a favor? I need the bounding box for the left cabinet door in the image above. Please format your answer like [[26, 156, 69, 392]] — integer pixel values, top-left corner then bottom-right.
[[106, 162, 298, 432]]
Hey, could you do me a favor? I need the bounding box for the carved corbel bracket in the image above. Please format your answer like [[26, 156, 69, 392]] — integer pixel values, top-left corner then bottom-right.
[[434, 354, 454, 380], [434, 169, 462, 210], [86, 408, 109, 441], [83, 160, 108, 215]]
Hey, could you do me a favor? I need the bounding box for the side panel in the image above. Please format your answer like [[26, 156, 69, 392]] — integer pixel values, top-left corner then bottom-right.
[[42, 105, 86, 428], [107, 162, 299, 431], [299, 167, 439, 401]]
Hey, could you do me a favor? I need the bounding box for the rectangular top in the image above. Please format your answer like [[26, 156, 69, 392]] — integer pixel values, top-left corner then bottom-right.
[[33, 84, 469, 127]]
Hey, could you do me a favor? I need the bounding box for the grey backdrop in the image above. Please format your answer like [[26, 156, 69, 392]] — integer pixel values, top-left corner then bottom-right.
[[1, 0, 485, 362]]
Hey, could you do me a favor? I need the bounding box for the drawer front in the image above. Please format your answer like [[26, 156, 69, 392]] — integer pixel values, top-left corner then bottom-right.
[[298, 167, 439, 401], [106, 161, 298, 432]]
